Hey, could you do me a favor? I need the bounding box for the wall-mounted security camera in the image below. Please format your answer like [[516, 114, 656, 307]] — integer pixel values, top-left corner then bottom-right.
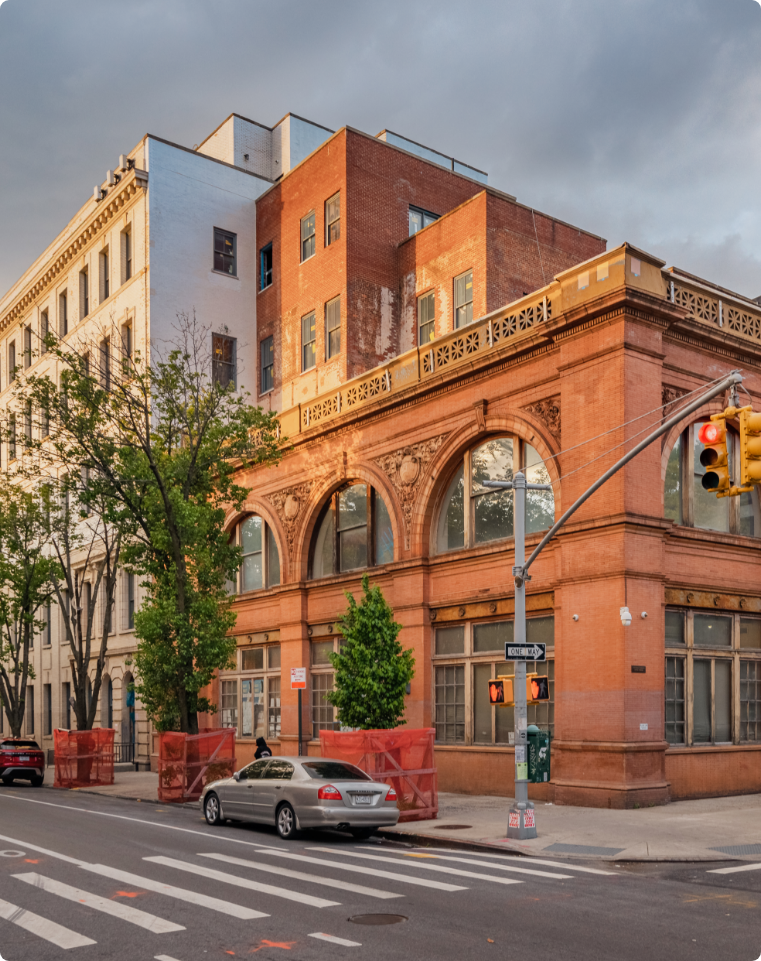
[[641, 612, 648, 619], [572, 614, 579, 621], [620, 606, 633, 627]]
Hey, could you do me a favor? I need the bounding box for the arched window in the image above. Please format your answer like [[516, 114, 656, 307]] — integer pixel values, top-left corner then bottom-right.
[[437, 437, 554, 552], [310, 483, 394, 578], [665, 423, 761, 536], [234, 516, 281, 592]]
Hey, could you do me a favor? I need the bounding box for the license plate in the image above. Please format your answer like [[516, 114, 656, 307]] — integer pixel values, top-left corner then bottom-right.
[[18, 757, 29, 762], [354, 795, 373, 805]]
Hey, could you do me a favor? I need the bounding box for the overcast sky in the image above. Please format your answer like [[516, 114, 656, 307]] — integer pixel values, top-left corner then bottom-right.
[[1, 0, 760, 299]]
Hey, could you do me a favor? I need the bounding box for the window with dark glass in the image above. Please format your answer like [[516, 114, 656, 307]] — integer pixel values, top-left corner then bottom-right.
[[437, 437, 554, 553], [59, 291, 68, 336], [325, 193, 340, 245], [213, 228, 236, 275], [302, 312, 316, 371], [418, 291, 435, 344], [100, 338, 111, 390], [80, 268, 89, 319], [454, 269, 473, 328], [409, 205, 439, 235], [121, 227, 132, 283], [260, 336, 274, 394], [235, 515, 281, 592], [126, 572, 135, 629], [99, 247, 109, 301], [310, 483, 394, 578], [212, 333, 236, 389], [325, 297, 340, 359], [260, 243, 273, 289], [9, 413, 16, 461], [41, 310, 49, 355], [301, 211, 316, 262], [8, 341, 16, 382], [665, 423, 760, 536], [23, 325, 32, 369]]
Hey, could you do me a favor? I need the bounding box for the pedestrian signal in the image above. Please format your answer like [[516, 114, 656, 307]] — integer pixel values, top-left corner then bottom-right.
[[527, 675, 550, 702], [489, 676, 514, 706], [697, 420, 730, 493], [739, 408, 761, 486]]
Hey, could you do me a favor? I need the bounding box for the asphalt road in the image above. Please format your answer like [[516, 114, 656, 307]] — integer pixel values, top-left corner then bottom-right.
[[0, 784, 760, 961]]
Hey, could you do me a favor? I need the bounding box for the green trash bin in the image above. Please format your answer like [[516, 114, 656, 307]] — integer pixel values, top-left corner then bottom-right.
[[527, 724, 551, 784]]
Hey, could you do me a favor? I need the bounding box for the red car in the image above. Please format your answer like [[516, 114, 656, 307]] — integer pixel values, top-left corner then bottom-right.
[[0, 738, 45, 787]]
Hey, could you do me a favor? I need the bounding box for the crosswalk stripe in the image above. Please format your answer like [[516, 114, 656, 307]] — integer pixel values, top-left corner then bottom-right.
[[13, 872, 185, 934], [247, 845, 467, 891], [198, 852, 402, 900], [308, 847, 523, 886], [394, 853, 572, 879], [81, 863, 267, 920], [155, 956, 183, 961], [145, 856, 339, 909], [0, 895, 95, 949], [403, 848, 618, 876], [707, 862, 761, 875], [309, 932, 362, 946]]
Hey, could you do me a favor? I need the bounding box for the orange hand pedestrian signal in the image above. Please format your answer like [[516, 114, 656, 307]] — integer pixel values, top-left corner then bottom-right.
[[489, 679, 505, 705], [528, 676, 550, 702]]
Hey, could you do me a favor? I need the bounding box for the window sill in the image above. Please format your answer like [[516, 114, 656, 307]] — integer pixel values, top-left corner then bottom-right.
[[211, 269, 239, 280], [259, 389, 274, 398], [300, 254, 316, 266], [666, 743, 761, 753], [258, 284, 273, 294], [434, 743, 516, 753]]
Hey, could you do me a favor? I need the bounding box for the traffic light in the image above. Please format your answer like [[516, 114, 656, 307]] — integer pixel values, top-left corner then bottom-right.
[[697, 420, 730, 493], [739, 408, 761, 487], [489, 677, 514, 705], [526, 674, 550, 702]]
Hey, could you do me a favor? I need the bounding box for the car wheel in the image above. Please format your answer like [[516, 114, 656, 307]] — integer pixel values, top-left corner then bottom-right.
[[1, 777, 13, 786], [350, 827, 376, 840], [204, 792, 223, 826], [276, 802, 298, 840], [30, 776, 44, 788]]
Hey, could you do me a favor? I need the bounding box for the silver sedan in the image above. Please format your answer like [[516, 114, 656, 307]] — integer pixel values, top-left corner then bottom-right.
[[199, 756, 401, 840]]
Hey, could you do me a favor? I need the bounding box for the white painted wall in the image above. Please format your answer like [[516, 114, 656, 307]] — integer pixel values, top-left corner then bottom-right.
[[145, 137, 270, 395]]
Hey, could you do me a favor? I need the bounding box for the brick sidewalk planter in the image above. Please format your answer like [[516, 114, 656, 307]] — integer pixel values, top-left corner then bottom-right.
[[320, 728, 438, 822]]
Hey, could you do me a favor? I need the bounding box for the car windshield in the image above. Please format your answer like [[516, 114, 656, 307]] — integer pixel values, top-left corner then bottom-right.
[[301, 761, 372, 781], [1, 740, 40, 750]]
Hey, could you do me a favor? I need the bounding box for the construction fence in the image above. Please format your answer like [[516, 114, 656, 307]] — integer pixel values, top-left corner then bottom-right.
[[158, 728, 237, 803], [320, 727, 438, 822], [54, 728, 115, 789]]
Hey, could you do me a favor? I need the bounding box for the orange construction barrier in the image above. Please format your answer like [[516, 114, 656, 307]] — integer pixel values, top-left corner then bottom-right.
[[320, 728, 438, 822], [158, 728, 237, 803], [54, 728, 115, 788]]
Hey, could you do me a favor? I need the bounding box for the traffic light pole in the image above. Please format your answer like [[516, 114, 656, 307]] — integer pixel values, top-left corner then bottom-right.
[[484, 368, 743, 839]]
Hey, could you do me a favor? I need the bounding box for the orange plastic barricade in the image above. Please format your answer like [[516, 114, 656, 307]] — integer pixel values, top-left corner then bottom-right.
[[54, 728, 115, 788], [158, 728, 237, 803], [320, 728, 438, 822]]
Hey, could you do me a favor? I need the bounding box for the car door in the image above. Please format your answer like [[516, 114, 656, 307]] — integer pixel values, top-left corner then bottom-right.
[[223, 759, 270, 820], [254, 760, 295, 822]]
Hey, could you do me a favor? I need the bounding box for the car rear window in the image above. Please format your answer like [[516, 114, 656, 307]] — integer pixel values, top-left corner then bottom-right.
[[1, 740, 40, 750], [302, 761, 372, 781]]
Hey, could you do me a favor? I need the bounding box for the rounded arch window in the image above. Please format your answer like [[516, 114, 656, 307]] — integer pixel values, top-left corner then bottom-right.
[[665, 422, 760, 536], [310, 483, 394, 579], [437, 437, 555, 553], [233, 515, 281, 593]]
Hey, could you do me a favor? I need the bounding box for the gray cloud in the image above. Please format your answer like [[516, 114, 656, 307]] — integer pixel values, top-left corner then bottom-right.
[[1, 0, 759, 298]]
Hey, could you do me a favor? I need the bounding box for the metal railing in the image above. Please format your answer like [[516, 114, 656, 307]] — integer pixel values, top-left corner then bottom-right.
[[114, 741, 135, 764]]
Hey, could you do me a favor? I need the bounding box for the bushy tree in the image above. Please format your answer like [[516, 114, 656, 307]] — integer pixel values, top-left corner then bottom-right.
[[327, 574, 415, 730]]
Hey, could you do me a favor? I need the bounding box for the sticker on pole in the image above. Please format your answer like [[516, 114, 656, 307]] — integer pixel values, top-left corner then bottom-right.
[[506, 643, 546, 661], [291, 668, 307, 690], [524, 809, 535, 828], [508, 811, 520, 829]]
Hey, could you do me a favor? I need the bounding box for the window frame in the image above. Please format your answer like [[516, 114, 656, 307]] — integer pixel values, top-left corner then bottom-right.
[[432, 615, 555, 746], [121, 226, 132, 284], [417, 290, 435, 345], [301, 211, 316, 263], [234, 514, 281, 594], [325, 193, 340, 246], [301, 312, 316, 372], [260, 242, 273, 290], [99, 247, 109, 302], [454, 269, 473, 329], [260, 335, 274, 395], [310, 635, 342, 738], [59, 290, 68, 337], [325, 296, 341, 359], [212, 332, 237, 389], [80, 267, 89, 320], [409, 205, 439, 235], [219, 641, 282, 740], [213, 227, 237, 276], [309, 483, 395, 579]]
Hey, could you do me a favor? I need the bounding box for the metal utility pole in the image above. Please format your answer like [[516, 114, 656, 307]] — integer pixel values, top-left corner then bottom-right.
[[484, 368, 743, 839]]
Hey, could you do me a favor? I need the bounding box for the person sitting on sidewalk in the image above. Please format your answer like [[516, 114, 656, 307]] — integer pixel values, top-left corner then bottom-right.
[[254, 737, 272, 760]]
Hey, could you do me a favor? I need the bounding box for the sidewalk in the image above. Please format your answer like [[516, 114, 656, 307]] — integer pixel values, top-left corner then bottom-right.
[[49, 772, 761, 862]]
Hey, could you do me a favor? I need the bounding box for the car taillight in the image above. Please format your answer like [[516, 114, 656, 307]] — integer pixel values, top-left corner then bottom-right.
[[317, 784, 342, 800], [386, 787, 398, 801]]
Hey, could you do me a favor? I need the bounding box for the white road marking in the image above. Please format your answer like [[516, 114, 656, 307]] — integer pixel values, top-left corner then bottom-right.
[[708, 862, 761, 875], [0, 895, 95, 949], [247, 845, 467, 892], [155, 956, 184, 961], [0, 832, 84, 865], [198, 852, 402, 900], [13, 872, 185, 934], [392, 852, 572, 879], [309, 932, 362, 946], [401, 848, 619, 876], [82, 863, 267, 920], [308, 847, 522, 886], [145, 856, 339, 909]]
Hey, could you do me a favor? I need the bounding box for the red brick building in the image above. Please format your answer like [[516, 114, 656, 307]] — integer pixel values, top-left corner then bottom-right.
[[207, 123, 761, 808]]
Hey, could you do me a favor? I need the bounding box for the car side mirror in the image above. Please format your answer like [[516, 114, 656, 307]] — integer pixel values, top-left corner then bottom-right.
[[233, 771, 241, 781]]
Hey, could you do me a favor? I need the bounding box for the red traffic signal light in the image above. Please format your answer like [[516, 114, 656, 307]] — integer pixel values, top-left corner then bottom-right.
[[697, 421, 729, 493]]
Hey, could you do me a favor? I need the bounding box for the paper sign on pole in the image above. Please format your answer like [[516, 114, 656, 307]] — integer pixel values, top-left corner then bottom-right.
[[290, 668, 307, 690]]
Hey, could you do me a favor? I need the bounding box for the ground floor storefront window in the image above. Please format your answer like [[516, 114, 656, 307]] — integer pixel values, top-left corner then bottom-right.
[[434, 616, 554, 745], [666, 609, 761, 746], [219, 641, 281, 740]]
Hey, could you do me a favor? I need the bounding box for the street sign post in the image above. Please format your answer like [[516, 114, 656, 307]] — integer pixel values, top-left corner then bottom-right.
[[506, 644, 546, 661], [291, 669, 306, 756]]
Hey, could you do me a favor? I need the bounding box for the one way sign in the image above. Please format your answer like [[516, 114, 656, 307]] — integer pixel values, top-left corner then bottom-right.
[[506, 643, 546, 661]]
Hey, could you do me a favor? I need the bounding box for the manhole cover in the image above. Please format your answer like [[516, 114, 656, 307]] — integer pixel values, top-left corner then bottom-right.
[[349, 914, 408, 926], [433, 824, 472, 830]]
